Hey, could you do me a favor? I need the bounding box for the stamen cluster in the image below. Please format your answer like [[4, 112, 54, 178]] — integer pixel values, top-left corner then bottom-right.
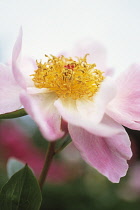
[[31, 54, 105, 100]]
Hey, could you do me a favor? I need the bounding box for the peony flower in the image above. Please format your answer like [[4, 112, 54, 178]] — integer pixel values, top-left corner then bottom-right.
[[11, 28, 137, 183], [0, 62, 21, 114]]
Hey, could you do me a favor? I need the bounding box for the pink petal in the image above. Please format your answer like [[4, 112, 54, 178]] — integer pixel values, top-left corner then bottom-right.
[[0, 63, 21, 114], [20, 56, 37, 88], [12, 27, 26, 89], [68, 124, 132, 183], [20, 91, 65, 141], [104, 67, 115, 77], [54, 77, 116, 135], [107, 64, 140, 130], [12, 28, 36, 89], [69, 40, 107, 71]]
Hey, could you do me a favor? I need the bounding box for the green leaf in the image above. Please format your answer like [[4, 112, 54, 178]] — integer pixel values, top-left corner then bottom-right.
[[0, 165, 42, 210]]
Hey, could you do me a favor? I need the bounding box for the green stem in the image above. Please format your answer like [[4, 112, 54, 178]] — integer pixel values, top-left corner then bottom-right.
[[55, 135, 72, 154], [39, 142, 55, 190], [38, 135, 71, 189], [0, 108, 27, 119]]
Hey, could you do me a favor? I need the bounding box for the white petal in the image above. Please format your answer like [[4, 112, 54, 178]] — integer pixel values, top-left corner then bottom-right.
[[54, 77, 116, 134]]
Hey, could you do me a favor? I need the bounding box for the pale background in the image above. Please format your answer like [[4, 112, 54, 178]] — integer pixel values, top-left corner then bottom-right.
[[0, 0, 140, 74]]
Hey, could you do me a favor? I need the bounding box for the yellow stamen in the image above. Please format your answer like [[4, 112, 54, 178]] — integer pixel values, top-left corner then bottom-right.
[[31, 54, 105, 100]]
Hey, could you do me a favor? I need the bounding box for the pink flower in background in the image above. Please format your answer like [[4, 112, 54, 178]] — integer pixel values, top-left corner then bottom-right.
[[0, 62, 21, 114], [128, 162, 140, 194], [118, 162, 140, 201], [10, 28, 138, 183], [0, 122, 69, 182]]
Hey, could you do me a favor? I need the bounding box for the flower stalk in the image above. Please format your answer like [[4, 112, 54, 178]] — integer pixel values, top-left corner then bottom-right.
[[39, 142, 55, 189], [55, 135, 72, 154], [38, 136, 72, 189]]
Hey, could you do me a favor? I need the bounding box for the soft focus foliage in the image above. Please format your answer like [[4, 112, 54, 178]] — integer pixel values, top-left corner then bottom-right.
[[0, 119, 140, 210], [0, 121, 70, 183]]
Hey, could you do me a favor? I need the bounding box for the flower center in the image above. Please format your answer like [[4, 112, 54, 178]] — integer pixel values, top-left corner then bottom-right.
[[31, 54, 105, 100]]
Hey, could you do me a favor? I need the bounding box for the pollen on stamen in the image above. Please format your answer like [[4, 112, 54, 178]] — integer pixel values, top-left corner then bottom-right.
[[31, 54, 105, 100]]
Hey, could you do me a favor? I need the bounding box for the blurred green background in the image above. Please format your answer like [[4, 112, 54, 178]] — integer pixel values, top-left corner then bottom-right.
[[0, 117, 140, 210]]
